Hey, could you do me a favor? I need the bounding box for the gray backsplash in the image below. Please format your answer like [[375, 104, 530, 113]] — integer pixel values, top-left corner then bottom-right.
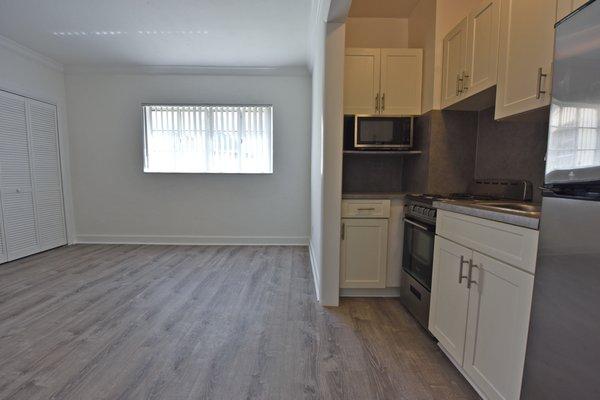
[[474, 107, 549, 203], [342, 154, 404, 192], [345, 106, 549, 201], [403, 110, 478, 194]]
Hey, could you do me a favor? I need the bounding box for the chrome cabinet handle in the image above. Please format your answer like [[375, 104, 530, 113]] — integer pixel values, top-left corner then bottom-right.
[[459, 256, 469, 284], [467, 259, 479, 288], [357, 207, 375, 211], [341, 222, 345, 240], [381, 93, 385, 111], [456, 74, 461, 96], [536, 67, 547, 99], [462, 71, 470, 92], [375, 93, 380, 112]]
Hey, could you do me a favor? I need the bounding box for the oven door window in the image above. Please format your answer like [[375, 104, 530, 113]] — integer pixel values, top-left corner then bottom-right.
[[402, 218, 435, 290]]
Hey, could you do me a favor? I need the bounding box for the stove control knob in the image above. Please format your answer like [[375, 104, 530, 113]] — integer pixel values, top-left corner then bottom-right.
[[429, 209, 437, 218]]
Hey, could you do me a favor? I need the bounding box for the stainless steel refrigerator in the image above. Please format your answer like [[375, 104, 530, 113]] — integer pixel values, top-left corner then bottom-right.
[[521, 1, 600, 399]]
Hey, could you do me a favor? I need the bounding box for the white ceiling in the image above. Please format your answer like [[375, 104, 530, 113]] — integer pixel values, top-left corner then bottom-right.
[[0, 0, 312, 67], [348, 0, 421, 18]]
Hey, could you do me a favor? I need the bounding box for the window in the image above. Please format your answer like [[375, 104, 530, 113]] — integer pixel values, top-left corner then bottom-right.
[[143, 104, 273, 173]]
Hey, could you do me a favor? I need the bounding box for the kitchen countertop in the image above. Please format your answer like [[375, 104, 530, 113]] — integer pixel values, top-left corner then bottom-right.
[[434, 199, 541, 230], [342, 192, 407, 200]]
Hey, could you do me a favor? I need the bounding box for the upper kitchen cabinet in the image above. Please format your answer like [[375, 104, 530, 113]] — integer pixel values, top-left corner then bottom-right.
[[344, 48, 423, 115], [441, 18, 468, 108], [494, 0, 557, 119], [344, 48, 381, 115], [556, 0, 588, 21], [465, 0, 501, 98], [441, 0, 501, 109], [380, 49, 423, 115]]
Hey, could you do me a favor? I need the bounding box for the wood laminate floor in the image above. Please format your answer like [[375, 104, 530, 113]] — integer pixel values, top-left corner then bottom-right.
[[0, 245, 479, 400]]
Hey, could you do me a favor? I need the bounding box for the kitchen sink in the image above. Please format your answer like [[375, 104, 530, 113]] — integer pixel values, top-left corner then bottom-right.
[[474, 202, 541, 213]]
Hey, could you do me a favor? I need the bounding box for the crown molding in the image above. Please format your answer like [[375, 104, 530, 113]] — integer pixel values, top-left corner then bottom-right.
[[0, 34, 64, 72], [64, 64, 310, 77]]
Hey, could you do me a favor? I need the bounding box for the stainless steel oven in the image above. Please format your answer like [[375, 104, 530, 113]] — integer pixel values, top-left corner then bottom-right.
[[400, 196, 438, 330]]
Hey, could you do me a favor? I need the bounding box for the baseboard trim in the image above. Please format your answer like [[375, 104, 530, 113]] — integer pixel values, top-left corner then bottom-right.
[[75, 234, 309, 246], [339, 287, 401, 298], [308, 242, 321, 302]]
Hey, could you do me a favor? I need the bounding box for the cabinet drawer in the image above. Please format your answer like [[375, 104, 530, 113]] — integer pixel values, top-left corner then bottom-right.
[[342, 199, 390, 218], [436, 210, 539, 274]]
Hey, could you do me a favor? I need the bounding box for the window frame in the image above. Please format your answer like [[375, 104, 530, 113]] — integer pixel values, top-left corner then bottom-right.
[[142, 102, 274, 174]]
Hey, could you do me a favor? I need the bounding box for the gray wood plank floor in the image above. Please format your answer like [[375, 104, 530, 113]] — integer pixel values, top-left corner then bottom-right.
[[0, 244, 479, 400]]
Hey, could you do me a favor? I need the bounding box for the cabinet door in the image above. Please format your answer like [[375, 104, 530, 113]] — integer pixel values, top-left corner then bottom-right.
[[429, 236, 471, 364], [380, 49, 423, 115], [441, 18, 468, 108], [464, 252, 534, 400], [0, 91, 39, 261], [464, 0, 501, 97], [344, 48, 381, 115], [340, 218, 388, 288], [28, 100, 67, 251], [495, 0, 556, 119]]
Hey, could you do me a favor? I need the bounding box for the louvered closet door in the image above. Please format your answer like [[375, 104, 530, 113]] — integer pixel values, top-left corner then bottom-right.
[[28, 100, 66, 251], [0, 91, 39, 260]]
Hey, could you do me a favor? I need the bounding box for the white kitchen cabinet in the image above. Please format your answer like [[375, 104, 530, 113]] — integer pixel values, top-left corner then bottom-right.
[[340, 218, 388, 289], [464, 0, 501, 97], [344, 48, 381, 115], [495, 0, 557, 119], [441, 18, 468, 108], [430, 210, 539, 400], [556, 0, 588, 21], [380, 49, 423, 115], [429, 236, 471, 364], [344, 48, 422, 115], [463, 251, 534, 400], [441, 0, 501, 109]]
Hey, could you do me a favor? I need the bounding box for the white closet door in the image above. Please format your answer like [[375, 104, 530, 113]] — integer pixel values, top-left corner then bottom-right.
[[0, 91, 39, 260], [28, 100, 66, 251]]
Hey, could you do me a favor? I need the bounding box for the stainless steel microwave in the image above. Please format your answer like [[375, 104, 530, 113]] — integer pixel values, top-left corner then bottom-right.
[[346, 115, 414, 150]]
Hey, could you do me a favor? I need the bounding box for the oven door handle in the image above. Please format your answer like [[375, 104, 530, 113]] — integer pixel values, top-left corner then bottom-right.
[[404, 218, 434, 232]]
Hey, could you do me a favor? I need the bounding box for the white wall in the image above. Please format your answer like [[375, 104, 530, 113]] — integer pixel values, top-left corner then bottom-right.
[[308, 0, 345, 306], [320, 22, 345, 306], [309, 2, 327, 301], [408, 0, 436, 113], [65, 71, 311, 245], [0, 35, 75, 243], [345, 17, 409, 48]]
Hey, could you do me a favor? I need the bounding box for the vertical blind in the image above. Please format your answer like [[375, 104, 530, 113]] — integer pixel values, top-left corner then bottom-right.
[[143, 104, 273, 173]]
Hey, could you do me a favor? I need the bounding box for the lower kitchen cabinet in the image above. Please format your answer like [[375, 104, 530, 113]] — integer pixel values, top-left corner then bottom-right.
[[429, 237, 471, 364], [430, 210, 538, 400], [340, 218, 388, 288], [463, 252, 534, 400]]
